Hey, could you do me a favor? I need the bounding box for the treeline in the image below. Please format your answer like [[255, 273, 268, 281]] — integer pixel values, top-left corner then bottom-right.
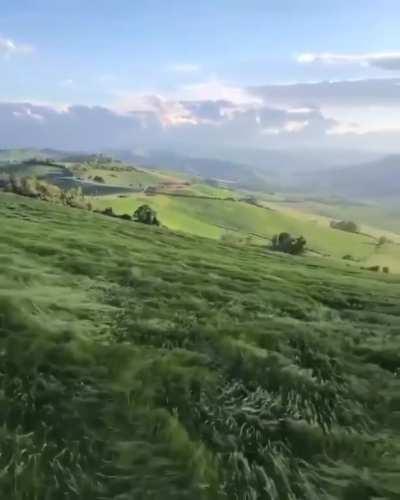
[[2, 175, 92, 210]]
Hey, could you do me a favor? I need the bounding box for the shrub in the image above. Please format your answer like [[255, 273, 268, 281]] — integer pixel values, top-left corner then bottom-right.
[[93, 175, 105, 183], [61, 186, 91, 209], [364, 265, 380, 272], [133, 204, 160, 225], [377, 236, 392, 247], [102, 207, 116, 217], [120, 213, 132, 220], [271, 232, 306, 255], [6, 175, 64, 202], [330, 220, 359, 233]]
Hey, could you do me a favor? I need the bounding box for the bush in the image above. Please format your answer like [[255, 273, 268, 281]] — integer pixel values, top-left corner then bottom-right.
[[330, 220, 359, 233], [271, 232, 306, 255], [93, 175, 105, 183], [133, 204, 160, 225], [377, 236, 392, 247], [61, 186, 91, 210], [6, 175, 64, 202], [102, 207, 116, 217], [120, 213, 132, 220]]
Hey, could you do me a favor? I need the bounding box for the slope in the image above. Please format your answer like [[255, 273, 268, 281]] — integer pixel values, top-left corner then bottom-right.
[[92, 193, 400, 270], [1, 192, 400, 499]]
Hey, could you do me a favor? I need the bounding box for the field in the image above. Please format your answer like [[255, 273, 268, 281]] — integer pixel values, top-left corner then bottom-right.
[[92, 193, 400, 271], [75, 165, 181, 189], [1, 192, 399, 498], [262, 196, 400, 236]]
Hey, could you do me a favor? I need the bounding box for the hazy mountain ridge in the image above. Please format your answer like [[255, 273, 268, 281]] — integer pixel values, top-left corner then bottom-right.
[[1, 147, 399, 201], [301, 154, 400, 199]]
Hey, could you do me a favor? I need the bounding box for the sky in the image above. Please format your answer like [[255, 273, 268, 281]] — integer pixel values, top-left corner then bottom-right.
[[1, 0, 400, 153]]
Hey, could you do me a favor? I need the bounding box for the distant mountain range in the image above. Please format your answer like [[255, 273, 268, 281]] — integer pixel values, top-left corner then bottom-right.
[[106, 149, 274, 190], [300, 155, 400, 199]]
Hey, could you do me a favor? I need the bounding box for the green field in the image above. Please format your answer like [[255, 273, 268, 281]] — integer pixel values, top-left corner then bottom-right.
[[75, 165, 177, 187], [92, 193, 400, 271], [0, 162, 67, 178], [1, 192, 399, 498], [263, 196, 400, 235]]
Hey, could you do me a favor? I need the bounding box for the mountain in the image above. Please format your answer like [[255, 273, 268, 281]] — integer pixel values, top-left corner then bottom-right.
[[108, 147, 384, 192], [302, 154, 400, 199], [107, 149, 274, 189]]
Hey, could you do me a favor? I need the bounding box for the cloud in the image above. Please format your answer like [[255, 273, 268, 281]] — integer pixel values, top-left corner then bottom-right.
[[297, 51, 400, 70], [178, 79, 263, 105], [249, 78, 400, 108], [0, 36, 34, 58], [168, 63, 200, 73], [2, 76, 400, 153], [0, 98, 337, 152]]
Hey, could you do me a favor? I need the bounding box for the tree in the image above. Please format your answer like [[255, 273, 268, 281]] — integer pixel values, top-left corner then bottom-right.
[[330, 220, 359, 233], [133, 204, 160, 226], [271, 232, 306, 255], [93, 175, 105, 183], [377, 236, 391, 247]]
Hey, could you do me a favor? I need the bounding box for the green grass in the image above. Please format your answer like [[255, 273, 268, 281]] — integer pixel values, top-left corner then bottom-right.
[[1, 192, 400, 499], [265, 197, 400, 235], [76, 165, 181, 188], [92, 193, 400, 270], [0, 162, 66, 177]]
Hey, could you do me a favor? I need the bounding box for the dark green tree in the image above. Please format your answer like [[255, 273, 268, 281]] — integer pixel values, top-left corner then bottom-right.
[[133, 204, 160, 226], [271, 232, 306, 255]]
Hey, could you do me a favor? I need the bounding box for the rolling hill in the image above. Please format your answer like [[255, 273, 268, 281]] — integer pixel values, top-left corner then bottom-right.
[[301, 155, 400, 199], [0, 192, 399, 498], [92, 192, 400, 271]]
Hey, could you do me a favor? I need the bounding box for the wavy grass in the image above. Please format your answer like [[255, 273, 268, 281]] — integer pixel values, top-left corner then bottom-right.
[[0, 192, 399, 498]]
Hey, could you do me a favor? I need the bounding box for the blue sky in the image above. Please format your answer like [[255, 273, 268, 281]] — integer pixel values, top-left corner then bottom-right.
[[2, 0, 400, 103], [1, 0, 400, 151]]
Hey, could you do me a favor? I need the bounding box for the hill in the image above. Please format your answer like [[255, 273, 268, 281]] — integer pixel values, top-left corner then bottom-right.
[[108, 150, 273, 189], [0, 192, 399, 498], [301, 155, 400, 199], [92, 192, 400, 271]]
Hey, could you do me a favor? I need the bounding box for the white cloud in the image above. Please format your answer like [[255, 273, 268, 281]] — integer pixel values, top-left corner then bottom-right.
[[168, 63, 200, 73], [297, 51, 400, 70], [178, 79, 263, 105], [13, 107, 45, 122], [0, 36, 34, 58], [262, 120, 309, 136], [249, 78, 400, 108]]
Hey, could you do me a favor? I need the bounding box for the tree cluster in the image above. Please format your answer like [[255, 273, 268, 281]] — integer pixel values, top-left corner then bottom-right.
[[271, 232, 306, 255], [330, 220, 359, 233]]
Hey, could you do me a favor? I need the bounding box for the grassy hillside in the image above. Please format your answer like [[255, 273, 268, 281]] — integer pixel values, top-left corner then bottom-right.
[[92, 193, 400, 270], [1, 192, 400, 499], [259, 195, 400, 235], [0, 162, 67, 178], [75, 165, 181, 188]]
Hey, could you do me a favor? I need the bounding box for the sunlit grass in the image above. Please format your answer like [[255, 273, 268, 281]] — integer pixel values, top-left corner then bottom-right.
[[1, 192, 399, 498]]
